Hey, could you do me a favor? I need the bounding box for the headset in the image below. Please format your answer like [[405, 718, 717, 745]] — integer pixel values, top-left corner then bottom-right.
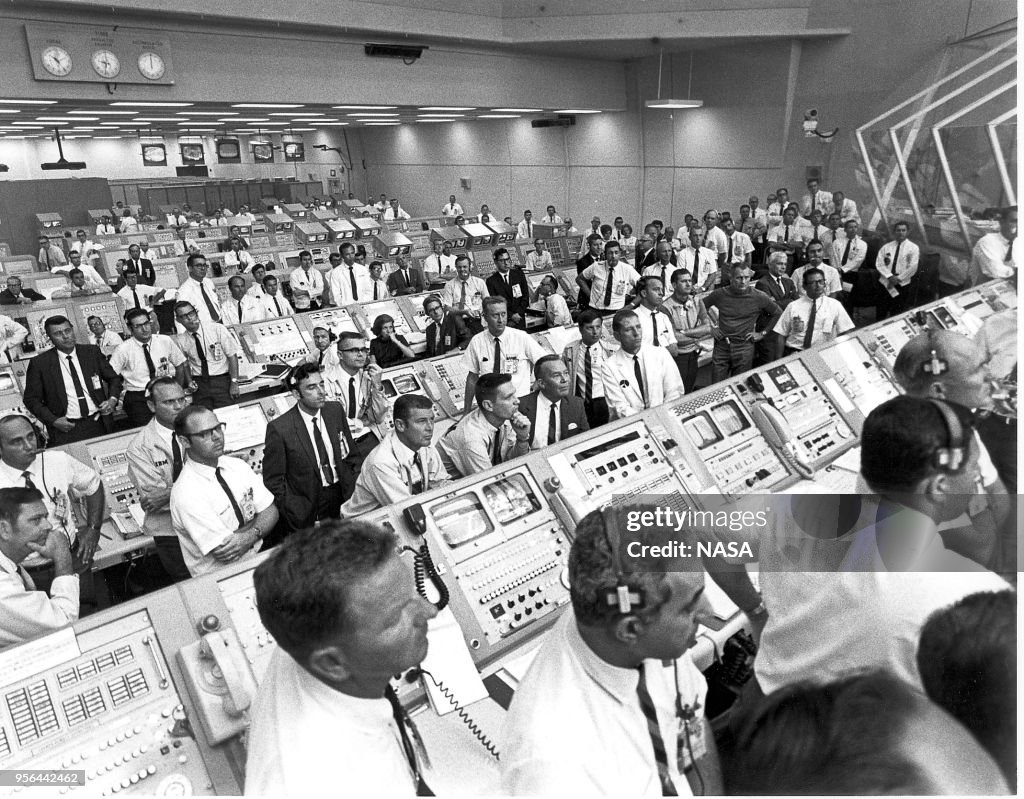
[[0, 412, 47, 450], [925, 397, 968, 473], [600, 506, 647, 615]]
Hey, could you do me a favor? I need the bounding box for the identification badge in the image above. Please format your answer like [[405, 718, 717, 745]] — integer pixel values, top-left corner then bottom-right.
[[505, 356, 520, 375], [158, 357, 172, 377], [613, 280, 626, 297], [444, 336, 452, 346], [90, 374, 102, 390], [240, 487, 256, 521], [209, 342, 224, 361], [512, 285, 522, 298], [677, 712, 707, 771]]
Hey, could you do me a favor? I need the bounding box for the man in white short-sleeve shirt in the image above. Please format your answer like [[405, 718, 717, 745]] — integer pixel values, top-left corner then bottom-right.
[[462, 296, 547, 412], [170, 406, 278, 577]]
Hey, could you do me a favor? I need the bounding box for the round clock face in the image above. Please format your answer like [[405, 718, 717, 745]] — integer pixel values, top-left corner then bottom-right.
[[91, 49, 121, 79], [41, 46, 72, 77], [137, 51, 165, 81]]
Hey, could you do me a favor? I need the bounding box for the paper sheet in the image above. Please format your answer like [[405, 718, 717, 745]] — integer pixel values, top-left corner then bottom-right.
[[420, 608, 489, 714]]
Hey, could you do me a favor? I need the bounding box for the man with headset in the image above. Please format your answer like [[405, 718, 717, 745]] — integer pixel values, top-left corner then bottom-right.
[[502, 506, 721, 795], [704, 396, 1008, 713], [0, 413, 106, 609]]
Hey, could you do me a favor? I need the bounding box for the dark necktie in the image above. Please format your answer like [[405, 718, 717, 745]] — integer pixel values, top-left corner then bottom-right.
[[318, 350, 325, 368], [492, 337, 501, 374], [273, 297, 282, 316], [132, 288, 141, 309], [547, 402, 557, 445], [603, 265, 614, 307], [22, 471, 36, 491], [727, 236, 733, 262], [411, 451, 427, 494], [66, 355, 91, 417], [491, 427, 502, 466], [811, 193, 816, 212], [633, 355, 647, 408], [215, 466, 246, 528], [637, 664, 678, 796], [841, 238, 852, 266], [384, 685, 434, 797], [890, 243, 902, 277], [459, 282, 467, 308], [403, 270, 410, 288], [803, 298, 817, 350], [650, 312, 660, 346], [237, 301, 243, 322], [142, 343, 156, 379], [311, 415, 336, 485], [348, 376, 358, 419], [350, 268, 359, 301], [373, 281, 379, 300], [1005, 239, 1014, 263], [193, 332, 209, 378], [783, 225, 790, 243], [171, 437, 183, 481], [199, 282, 221, 322], [583, 346, 593, 402]]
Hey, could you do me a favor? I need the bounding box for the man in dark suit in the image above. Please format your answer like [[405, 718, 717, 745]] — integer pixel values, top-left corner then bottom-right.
[[262, 362, 357, 544], [755, 252, 799, 309], [485, 247, 530, 330], [754, 252, 799, 365], [575, 233, 604, 311], [125, 243, 156, 286], [385, 255, 426, 296], [518, 354, 589, 450], [0, 276, 46, 305], [423, 294, 470, 357], [23, 315, 122, 445]]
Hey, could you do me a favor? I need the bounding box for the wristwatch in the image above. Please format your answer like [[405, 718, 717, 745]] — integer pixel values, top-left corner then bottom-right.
[[745, 600, 768, 618]]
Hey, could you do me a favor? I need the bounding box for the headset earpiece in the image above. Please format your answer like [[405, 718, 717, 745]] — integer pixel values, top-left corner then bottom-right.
[[601, 506, 646, 615], [926, 398, 966, 473]]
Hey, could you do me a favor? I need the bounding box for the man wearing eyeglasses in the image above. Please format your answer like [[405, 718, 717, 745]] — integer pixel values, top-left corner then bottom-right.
[[325, 332, 387, 467], [170, 405, 278, 577], [176, 253, 224, 328], [110, 308, 188, 427], [173, 301, 241, 410], [770, 268, 854, 358]]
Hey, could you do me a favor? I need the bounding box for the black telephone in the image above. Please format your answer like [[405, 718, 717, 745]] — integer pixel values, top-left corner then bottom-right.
[[402, 504, 449, 611]]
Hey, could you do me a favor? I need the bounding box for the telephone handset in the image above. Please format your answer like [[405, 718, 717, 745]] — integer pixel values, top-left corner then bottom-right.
[[176, 621, 258, 745], [400, 506, 498, 761], [745, 376, 814, 480], [402, 504, 450, 611]]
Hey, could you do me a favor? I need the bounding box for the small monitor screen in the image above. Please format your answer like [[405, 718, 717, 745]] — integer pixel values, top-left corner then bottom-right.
[[711, 401, 748, 436], [433, 494, 493, 548], [683, 412, 722, 450], [389, 246, 400, 257], [483, 474, 541, 525]]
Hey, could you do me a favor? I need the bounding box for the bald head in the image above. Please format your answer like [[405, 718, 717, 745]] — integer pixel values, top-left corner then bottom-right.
[[893, 330, 993, 410]]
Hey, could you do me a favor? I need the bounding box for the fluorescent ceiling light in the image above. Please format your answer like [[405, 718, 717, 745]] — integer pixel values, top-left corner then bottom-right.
[[133, 117, 179, 122], [111, 101, 193, 107], [418, 113, 463, 118], [0, 99, 56, 105], [227, 118, 269, 122], [178, 111, 231, 116], [72, 127, 99, 130], [347, 112, 398, 117], [180, 128, 215, 131], [491, 108, 542, 113], [289, 128, 315, 131], [257, 122, 288, 126], [70, 110, 136, 115], [417, 119, 454, 123], [478, 114, 520, 119], [270, 112, 324, 117], [419, 106, 473, 111], [37, 117, 83, 121], [364, 122, 399, 126], [555, 109, 600, 114], [313, 122, 349, 126], [232, 103, 303, 109], [644, 99, 703, 109], [333, 105, 397, 110], [0, 110, 19, 114], [32, 121, 67, 125]]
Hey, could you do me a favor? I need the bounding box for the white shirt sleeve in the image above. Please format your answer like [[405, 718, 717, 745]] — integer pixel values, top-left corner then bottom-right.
[[0, 570, 79, 647]]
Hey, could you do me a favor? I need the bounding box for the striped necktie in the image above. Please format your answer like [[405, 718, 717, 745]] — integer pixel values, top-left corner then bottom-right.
[[637, 664, 678, 796]]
